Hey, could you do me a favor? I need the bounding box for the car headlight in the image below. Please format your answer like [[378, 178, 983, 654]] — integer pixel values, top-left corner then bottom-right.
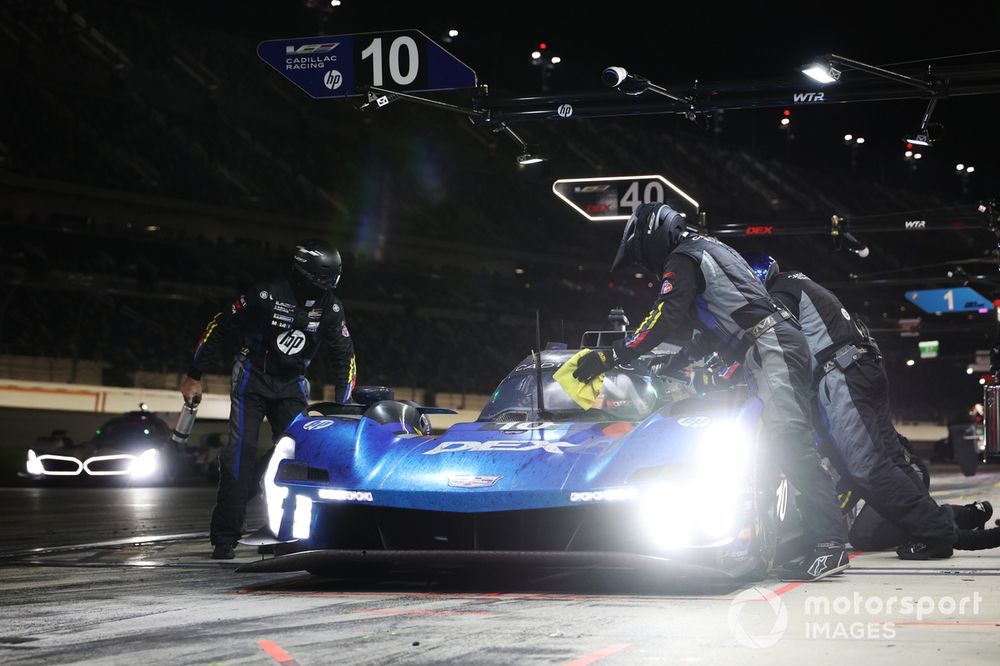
[[265, 436, 296, 535], [640, 420, 755, 548], [129, 448, 159, 477], [694, 420, 753, 482]]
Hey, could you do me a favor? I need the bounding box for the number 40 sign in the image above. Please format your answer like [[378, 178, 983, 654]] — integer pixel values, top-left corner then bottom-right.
[[552, 175, 700, 222], [257, 30, 477, 99]]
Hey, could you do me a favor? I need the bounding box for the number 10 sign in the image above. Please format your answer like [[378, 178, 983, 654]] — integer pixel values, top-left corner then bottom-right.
[[258, 30, 477, 99]]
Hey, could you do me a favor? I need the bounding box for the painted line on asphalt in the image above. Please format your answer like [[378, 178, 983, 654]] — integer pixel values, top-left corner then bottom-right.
[[885, 620, 1000, 627], [0, 532, 208, 559], [257, 640, 300, 666], [351, 609, 493, 616], [564, 643, 630, 666], [843, 567, 1000, 576]]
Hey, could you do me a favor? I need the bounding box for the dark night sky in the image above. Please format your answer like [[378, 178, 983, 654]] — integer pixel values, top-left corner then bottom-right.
[[168, 0, 1000, 197]]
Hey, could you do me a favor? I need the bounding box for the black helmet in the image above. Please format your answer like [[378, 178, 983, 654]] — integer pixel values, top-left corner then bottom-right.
[[742, 251, 779, 289], [611, 203, 689, 274], [292, 239, 342, 290]]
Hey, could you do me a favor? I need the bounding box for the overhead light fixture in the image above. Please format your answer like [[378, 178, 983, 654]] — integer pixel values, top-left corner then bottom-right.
[[956, 163, 965, 171], [551, 56, 561, 64], [906, 359, 915, 366], [843, 134, 853, 142], [855, 137, 865, 144], [802, 63, 841, 84], [531, 50, 542, 60], [966, 166, 975, 173], [913, 152, 923, 159], [516, 153, 546, 166], [448, 29, 459, 38]]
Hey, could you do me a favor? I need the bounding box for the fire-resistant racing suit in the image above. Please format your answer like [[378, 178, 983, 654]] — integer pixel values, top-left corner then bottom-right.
[[767, 270, 957, 549], [187, 276, 356, 549], [610, 234, 848, 557]]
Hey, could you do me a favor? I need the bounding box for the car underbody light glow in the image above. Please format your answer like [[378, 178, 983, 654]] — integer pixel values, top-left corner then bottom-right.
[[292, 495, 313, 540], [569, 487, 639, 502], [317, 489, 374, 502]]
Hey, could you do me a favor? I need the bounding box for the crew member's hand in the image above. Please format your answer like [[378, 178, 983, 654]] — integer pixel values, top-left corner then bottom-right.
[[572, 350, 613, 383], [180, 375, 203, 407]]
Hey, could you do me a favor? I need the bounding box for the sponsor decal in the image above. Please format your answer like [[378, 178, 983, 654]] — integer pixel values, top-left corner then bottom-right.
[[660, 279, 673, 295], [305, 300, 316, 307], [273, 314, 294, 323], [284, 44, 340, 71], [341, 323, 350, 337], [905, 220, 926, 230], [745, 226, 774, 235], [271, 321, 291, 330], [277, 329, 306, 355], [557, 103, 573, 118], [662, 271, 676, 279], [332, 303, 341, 312], [285, 43, 339, 55], [776, 478, 789, 522], [231, 296, 247, 314], [841, 308, 852, 320], [586, 203, 612, 214], [423, 440, 579, 455], [792, 92, 825, 103], [303, 419, 335, 430], [306, 321, 320, 333], [296, 246, 323, 256], [260, 290, 269, 299], [676, 416, 711, 427], [573, 184, 612, 193], [308, 308, 323, 319], [448, 474, 502, 488], [323, 69, 343, 90]]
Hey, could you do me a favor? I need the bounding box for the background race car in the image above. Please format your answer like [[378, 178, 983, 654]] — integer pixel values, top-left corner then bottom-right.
[[21, 404, 222, 485]]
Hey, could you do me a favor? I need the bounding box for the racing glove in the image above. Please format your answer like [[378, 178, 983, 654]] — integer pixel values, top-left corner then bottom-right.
[[572, 350, 614, 383]]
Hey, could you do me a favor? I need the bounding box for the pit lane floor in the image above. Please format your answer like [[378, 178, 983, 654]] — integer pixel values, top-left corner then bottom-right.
[[1, 468, 998, 665]]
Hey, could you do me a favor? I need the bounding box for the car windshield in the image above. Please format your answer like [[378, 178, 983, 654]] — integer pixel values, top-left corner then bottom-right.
[[94, 417, 165, 447], [479, 353, 669, 422]]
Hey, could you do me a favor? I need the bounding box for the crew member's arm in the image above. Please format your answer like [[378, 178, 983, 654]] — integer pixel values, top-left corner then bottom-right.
[[768, 287, 801, 319], [180, 291, 258, 405], [573, 254, 701, 383], [612, 253, 701, 361], [324, 298, 357, 402]]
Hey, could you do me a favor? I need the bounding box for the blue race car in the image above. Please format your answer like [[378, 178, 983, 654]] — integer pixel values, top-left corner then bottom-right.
[[240, 336, 802, 580]]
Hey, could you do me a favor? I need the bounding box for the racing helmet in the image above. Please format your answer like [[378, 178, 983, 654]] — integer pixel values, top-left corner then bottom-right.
[[611, 203, 689, 274], [742, 251, 779, 289], [292, 239, 342, 290]]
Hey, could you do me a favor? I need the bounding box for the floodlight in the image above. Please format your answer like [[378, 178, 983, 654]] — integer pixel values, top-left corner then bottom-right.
[[802, 63, 841, 84], [516, 153, 546, 166]]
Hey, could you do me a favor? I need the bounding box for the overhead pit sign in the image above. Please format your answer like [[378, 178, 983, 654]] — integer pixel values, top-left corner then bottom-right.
[[552, 175, 699, 222], [258, 30, 477, 99], [905, 287, 993, 314]]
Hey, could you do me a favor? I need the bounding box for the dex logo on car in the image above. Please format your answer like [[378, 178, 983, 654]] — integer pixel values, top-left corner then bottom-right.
[[423, 440, 579, 455]]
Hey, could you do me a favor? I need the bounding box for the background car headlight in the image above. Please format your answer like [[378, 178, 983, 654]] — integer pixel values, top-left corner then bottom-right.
[[26, 449, 43, 476], [265, 436, 296, 535], [129, 448, 159, 477]]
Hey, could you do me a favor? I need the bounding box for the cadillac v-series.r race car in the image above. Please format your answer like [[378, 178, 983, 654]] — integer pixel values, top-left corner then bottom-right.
[[239, 332, 804, 580]]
